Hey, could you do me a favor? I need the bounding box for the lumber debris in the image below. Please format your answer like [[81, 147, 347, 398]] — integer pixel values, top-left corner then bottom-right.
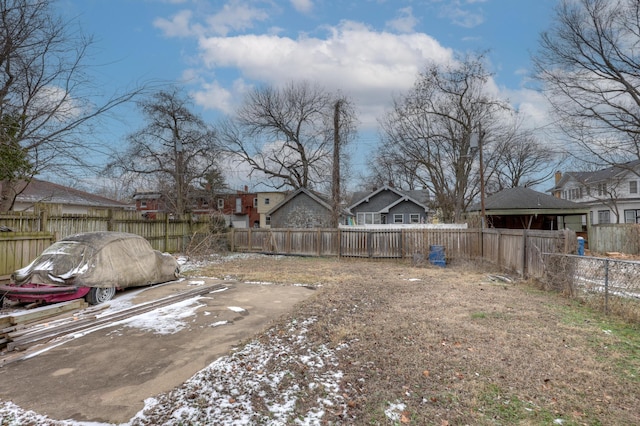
[[0, 284, 226, 365]]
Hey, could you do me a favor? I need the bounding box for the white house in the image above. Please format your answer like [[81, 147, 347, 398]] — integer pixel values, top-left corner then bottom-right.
[[550, 160, 640, 224]]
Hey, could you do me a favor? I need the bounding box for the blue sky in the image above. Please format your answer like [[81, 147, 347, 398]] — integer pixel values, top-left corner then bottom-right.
[[60, 0, 558, 191]]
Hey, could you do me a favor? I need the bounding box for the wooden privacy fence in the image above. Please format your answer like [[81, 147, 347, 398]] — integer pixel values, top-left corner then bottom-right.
[[231, 227, 576, 278], [0, 232, 54, 282], [0, 207, 211, 280], [0, 208, 210, 253], [588, 224, 640, 255]]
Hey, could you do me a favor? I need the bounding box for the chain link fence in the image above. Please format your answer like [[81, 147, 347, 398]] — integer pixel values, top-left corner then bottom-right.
[[542, 253, 640, 322]]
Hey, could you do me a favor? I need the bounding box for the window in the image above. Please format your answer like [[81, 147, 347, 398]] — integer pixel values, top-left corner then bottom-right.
[[264, 198, 270, 205], [598, 183, 607, 196], [410, 214, 420, 223], [356, 212, 382, 225], [140, 200, 147, 208], [630, 181, 638, 194], [393, 214, 404, 224], [235, 198, 242, 213], [265, 215, 271, 226], [253, 198, 258, 207], [597, 210, 610, 224], [625, 210, 640, 223], [217, 198, 224, 209]]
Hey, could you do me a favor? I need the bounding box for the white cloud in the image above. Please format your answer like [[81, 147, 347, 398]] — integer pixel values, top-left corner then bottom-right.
[[154, 9, 196, 37], [194, 20, 453, 128], [205, 0, 270, 36], [154, 1, 270, 38], [437, 1, 484, 28], [290, 0, 314, 14], [191, 80, 234, 113], [385, 7, 419, 34]]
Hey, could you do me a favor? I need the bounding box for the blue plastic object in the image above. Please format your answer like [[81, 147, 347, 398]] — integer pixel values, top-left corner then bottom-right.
[[429, 245, 446, 267], [577, 237, 585, 256]]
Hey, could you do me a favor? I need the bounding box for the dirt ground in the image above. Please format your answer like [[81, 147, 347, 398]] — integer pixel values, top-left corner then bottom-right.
[[1, 254, 639, 425], [192, 255, 640, 425]]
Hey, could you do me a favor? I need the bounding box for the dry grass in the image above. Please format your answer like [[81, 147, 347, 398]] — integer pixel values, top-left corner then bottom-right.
[[192, 255, 640, 425]]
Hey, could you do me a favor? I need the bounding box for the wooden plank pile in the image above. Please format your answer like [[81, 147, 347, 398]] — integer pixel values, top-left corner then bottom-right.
[[0, 283, 226, 366]]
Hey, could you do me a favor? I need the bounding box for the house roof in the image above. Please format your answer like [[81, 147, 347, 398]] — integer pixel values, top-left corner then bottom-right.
[[469, 187, 586, 212], [5, 179, 128, 209], [267, 187, 341, 216], [348, 185, 430, 213], [550, 159, 640, 191]]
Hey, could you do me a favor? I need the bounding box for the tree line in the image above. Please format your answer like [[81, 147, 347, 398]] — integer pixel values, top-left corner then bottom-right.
[[2, 0, 639, 224]]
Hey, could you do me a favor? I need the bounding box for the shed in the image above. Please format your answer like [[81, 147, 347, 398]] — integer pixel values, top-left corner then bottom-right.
[[467, 187, 590, 231]]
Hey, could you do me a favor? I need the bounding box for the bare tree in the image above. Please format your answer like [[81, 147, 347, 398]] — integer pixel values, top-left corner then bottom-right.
[[486, 115, 564, 192], [364, 141, 423, 191], [377, 53, 508, 222], [105, 88, 223, 216], [222, 81, 357, 192], [0, 0, 146, 212], [534, 0, 640, 168]]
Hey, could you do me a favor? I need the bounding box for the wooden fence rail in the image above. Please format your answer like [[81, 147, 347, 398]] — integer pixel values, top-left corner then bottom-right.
[[0, 207, 211, 280], [231, 227, 576, 279], [1, 205, 577, 281]]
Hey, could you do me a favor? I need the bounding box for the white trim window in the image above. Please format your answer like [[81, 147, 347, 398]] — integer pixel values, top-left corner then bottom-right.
[[393, 214, 404, 224], [630, 181, 638, 194], [217, 198, 224, 209], [357, 212, 382, 225], [597, 210, 610, 224], [625, 209, 640, 223], [410, 214, 420, 223]]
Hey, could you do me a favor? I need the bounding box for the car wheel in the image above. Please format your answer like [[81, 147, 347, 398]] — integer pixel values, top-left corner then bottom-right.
[[85, 287, 116, 305]]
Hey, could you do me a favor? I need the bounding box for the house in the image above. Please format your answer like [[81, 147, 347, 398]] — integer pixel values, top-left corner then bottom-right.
[[132, 190, 165, 218], [4, 179, 129, 214], [550, 161, 640, 224], [256, 191, 287, 228], [467, 186, 589, 231], [132, 186, 260, 227], [267, 187, 345, 228], [213, 187, 259, 228], [347, 185, 431, 225]]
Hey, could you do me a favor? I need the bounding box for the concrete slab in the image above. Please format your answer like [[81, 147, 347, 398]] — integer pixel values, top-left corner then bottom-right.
[[0, 278, 316, 424]]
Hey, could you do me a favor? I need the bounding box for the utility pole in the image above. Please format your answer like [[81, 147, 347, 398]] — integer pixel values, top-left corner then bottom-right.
[[331, 99, 342, 228], [478, 124, 486, 228], [174, 126, 184, 217]]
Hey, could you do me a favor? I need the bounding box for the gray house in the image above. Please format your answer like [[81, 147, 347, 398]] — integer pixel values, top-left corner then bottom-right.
[[348, 185, 431, 225], [267, 188, 345, 228]]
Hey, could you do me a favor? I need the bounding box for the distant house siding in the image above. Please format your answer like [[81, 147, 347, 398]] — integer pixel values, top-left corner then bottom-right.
[[388, 201, 427, 223], [270, 193, 332, 228], [257, 192, 287, 228], [350, 190, 401, 215]]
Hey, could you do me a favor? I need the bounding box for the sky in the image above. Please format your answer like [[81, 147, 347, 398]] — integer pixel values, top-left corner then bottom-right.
[[58, 0, 559, 192]]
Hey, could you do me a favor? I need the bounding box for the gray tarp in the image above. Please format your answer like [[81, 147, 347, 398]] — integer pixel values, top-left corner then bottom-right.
[[12, 232, 179, 288]]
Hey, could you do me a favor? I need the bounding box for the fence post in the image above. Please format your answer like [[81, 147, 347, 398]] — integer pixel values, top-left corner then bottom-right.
[[522, 229, 528, 278], [107, 209, 114, 232], [604, 259, 609, 315], [39, 209, 48, 233]]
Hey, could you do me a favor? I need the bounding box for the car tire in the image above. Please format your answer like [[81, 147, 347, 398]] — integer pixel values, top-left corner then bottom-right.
[[85, 287, 116, 305]]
